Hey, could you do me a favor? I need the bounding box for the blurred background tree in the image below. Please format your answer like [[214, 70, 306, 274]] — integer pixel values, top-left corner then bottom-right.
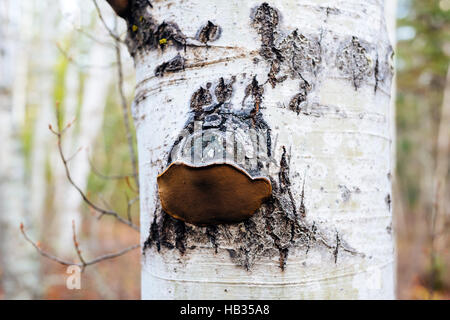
[[396, 0, 449, 299]]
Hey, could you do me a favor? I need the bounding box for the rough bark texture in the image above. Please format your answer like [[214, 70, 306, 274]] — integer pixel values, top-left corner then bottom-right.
[[127, 0, 395, 299]]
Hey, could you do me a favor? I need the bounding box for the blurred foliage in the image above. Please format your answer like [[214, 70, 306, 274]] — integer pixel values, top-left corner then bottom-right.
[[396, 0, 449, 209], [396, 0, 450, 299], [86, 81, 139, 219]]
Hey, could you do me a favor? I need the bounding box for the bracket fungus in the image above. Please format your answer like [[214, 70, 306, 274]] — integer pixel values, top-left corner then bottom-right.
[[157, 77, 274, 225], [157, 162, 272, 225]]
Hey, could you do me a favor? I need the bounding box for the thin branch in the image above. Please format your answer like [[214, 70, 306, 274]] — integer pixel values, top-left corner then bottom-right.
[[49, 121, 139, 231], [429, 66, 450, 297], [126, 194, 139, 224], [92, 0, 123, 43], [72, 220, 87, 267], [89, 156, 133, 180], [20, 224, 75, 266], [75, 27, 116, 47], [66, 146, 83, 163], [84, 243, 140, 267], [56, 42, 117, 70], [113, 26, 140, 191], [21, 223, 139, 271]]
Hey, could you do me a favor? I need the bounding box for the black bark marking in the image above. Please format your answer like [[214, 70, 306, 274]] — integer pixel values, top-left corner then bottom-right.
[[325, 7, 340, 18], [251, 3, 321, 113], [206, 225, 219, 253], [336, 36, 372, 90], [154, 21, 187, 50], [299, 177, 306, 219], [215, 76, 236, 103], [196, 21, 222, 43], [338, 185, 352, 202], [125, 1, 186, 57], [267, 60, 287, 88], [190, 86, 213, 111], [251, 2, 281, 61], [334, 232, 340, 263], [386, 223, 392, 235], [385, 193, 391, 211], [174, 219, 187, 254], [288, 79, 311, 115], [374, 54, 380, 92], [243, 76, 264, 118], [144, 213, 160, 252], [278, 29, 321, 79], [374, 47, 395, 92], [278, 146, 297, 216], [154, 54, 185, 77]]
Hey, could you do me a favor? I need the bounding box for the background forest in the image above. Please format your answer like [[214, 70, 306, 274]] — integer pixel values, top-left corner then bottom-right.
[[0, 0, 448, 299]]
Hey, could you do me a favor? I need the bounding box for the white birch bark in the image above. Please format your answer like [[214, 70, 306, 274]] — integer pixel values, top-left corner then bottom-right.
[[120, 0, 396, 299], [0, 0, 40, 299]]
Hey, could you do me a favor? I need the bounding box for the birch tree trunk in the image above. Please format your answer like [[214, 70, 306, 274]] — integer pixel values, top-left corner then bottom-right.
[[0, 0, 40, 299], [111, 0, 395, 299]]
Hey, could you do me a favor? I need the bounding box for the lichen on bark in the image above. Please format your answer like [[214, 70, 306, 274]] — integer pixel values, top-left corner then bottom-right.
[[124, 0, 186, 57]]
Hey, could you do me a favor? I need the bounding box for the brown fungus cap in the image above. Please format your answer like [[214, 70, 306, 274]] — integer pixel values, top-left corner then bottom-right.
[[157, 162, 272, 225]]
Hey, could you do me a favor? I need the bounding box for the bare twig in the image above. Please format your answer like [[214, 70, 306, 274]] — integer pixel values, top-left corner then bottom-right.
[[20, 224, 75, 266], [72, 220, 87, 268], [66, 146, 83, 163], [56, 42, 117, 70], [92, 2, 143, 192], [92, 0, 123, 43], [21, 223, 139, 271], [114, 33, 140, 191], [429, 66, 450, 297], [126, 194, 139, 224], [75, 27, 116, 47], [89, 156, 133, 180], [49, 118, 139, 231]]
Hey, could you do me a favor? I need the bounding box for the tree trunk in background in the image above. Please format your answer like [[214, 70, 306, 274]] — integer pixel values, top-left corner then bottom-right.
[[51, 18, 114, 254], [29, 0, 59, 243], [51, 63, 79, 254], [0, 0, 40, 299], [117, 0, 395, 299]]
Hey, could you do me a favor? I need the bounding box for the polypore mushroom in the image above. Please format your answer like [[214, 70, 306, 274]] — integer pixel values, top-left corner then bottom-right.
[[157, 161, 272, 225]]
